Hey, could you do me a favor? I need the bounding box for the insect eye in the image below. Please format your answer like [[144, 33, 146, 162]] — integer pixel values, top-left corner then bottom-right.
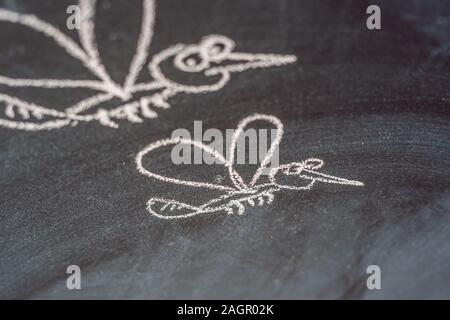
[[208, 43, 225, 56], [174, 46, 209, 72], [282, 163, 304, 175], [303, 158, 324, 170], [201, 35, 235, 62], [185, 55, 201, 67]]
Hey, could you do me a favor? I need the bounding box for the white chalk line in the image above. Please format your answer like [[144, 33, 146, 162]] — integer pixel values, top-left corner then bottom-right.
[[136, 114, 364, 220], [0, 1, 297, 131], [124, 0, 155, 92]]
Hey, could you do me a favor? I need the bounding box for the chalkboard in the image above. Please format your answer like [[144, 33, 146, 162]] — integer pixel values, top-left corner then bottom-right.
[[0, 0, 449, 299]]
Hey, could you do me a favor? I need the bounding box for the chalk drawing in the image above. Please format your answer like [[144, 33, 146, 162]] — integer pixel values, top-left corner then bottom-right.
[[136, 114, 364, 220], [0, 0, 297, 131]]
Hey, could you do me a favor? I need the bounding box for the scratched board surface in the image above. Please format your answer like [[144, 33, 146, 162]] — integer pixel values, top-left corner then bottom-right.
[[0, 0, 449, 299]]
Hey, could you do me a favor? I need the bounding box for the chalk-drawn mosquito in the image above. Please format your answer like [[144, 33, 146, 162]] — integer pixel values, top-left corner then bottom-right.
[[136, 114, 364, 220], [0, 0, 296, 131]]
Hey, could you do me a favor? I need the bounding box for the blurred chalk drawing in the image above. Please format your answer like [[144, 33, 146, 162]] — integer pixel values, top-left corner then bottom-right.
[[0, 0, 297, 131], [136, 114, 364, 220]]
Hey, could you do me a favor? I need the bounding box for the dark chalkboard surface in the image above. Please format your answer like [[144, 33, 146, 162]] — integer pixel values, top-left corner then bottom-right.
[[0, 0, 449, 299]]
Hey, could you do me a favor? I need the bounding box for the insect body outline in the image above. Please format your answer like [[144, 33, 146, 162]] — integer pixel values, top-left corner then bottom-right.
[[136, 114, 364, 220]]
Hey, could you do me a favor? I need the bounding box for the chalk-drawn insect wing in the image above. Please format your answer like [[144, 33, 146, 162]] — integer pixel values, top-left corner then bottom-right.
[[0, 0, 156, 130], [135, 136, 250, 220]]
